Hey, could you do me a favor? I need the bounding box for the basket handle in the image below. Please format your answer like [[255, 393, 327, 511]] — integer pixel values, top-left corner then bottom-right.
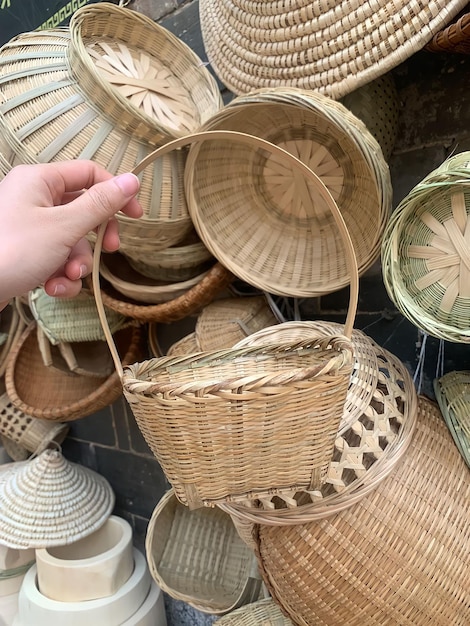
[[93, 130, 359, 379]]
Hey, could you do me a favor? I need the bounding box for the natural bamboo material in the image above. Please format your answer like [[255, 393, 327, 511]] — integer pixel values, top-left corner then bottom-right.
[[434, 370, 470, 467], [254, 397, 470, 625], [196, 88, 391, 295], [93, 130, 358, 509], [382, 151, 470, 343], [426, 8, 470, 54], [215, 598, 293, 625], [145, 489, 262, 615]]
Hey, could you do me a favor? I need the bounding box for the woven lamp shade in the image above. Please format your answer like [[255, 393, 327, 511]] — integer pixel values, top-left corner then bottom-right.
[[199, 0, 468, 99], [254, 396, 469, 625], [145, 489, 262, 615], [0, 448, 114, 549], [194, 90, 391, 296], [434, 370, 470, 467], [381, 151, 470, 343]]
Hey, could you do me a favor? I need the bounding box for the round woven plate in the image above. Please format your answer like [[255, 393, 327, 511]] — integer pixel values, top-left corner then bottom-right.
[[382, 151, 470, 343], [199, 0, 468, 99]]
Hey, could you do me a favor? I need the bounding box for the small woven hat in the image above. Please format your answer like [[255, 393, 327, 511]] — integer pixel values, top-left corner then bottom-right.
[[199, 0, 468, 99], [381, 151, 470, 343], [0, 448, 114, 549], [434, 370, 470, 467]]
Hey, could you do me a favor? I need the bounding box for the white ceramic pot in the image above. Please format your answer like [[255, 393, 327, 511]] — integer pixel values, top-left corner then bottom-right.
[[16, 548, 150, 626], [35, 515, 133, 602], [0, 591, 19, 626], [121, 581, 167, 626]]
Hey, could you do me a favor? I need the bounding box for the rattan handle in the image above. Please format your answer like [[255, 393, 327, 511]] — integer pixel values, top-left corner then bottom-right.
[[93, 130, 359, 378]]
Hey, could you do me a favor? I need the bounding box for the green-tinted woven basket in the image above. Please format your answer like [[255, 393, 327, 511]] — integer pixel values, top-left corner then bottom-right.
[[434, 370, 470, 467]]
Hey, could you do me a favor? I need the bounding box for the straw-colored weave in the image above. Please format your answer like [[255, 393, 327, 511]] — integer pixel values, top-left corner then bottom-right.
[[5, 322, 142, 422], [192, 89, 391, 295], [145, 489, 262, 615], [254, 396, 470, 625], [221, 340, 417, 527], [426, 8, 470, 54], [199, 0, 467, 99], [382, 151, 470, 343], [0, 435, 29, 462], [0, 448, 114, 549], [0, 303, 22, 378], [69, 3, 222, 142], [166, 332, 201, 357], [434, 370, 470, 467], [216, 598, 293, 625]]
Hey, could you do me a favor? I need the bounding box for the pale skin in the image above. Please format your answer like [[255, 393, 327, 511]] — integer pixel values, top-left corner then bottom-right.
[[0, 161, 143, 312]]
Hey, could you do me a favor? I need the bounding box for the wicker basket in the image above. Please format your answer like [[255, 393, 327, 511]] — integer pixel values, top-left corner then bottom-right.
[[434, 370, 470, 467], [145, 489, 262, 615], [0, 303, 22, 378], [216, 598, 293, 625], [92, 130, 358, 509], [340, 74, 400, 162], [199, 0, 467, 99], [254, 396, 470, 625], [0, 435, 30, 462], [166, 332, 201, 357], [426, 8, 470, 54], [382, 151, 470, 343], [69, 2, 222, 142], [5, 322, 142, 422], [195, 89, 391, 296]]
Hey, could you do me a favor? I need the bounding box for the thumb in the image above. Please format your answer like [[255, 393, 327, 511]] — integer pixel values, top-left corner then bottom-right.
[[59, 173, 141, 239]]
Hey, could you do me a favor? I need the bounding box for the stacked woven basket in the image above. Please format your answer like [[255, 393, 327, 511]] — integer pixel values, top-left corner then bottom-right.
[[1, 2, 470, 625]]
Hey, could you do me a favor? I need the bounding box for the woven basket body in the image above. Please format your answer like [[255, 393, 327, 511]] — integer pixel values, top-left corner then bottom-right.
[[434, 370, 470, 467], [0, 303, 22, 378], [5, 322, 142, 422], [382, 151, 470, 342], [193, 90, 391, 295], [145, 489, 262, 615], [199, 0, 468, 99], [426, 9, 470, 54], [216, 598, 293, 625], [254, 396, 470, 625]]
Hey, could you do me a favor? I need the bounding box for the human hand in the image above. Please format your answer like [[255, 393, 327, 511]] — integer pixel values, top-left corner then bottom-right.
[[0, 161, 142, 308]]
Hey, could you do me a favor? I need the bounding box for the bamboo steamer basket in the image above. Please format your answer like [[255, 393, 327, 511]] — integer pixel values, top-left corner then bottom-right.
[[381, 151, 470, 343], [253, 396, 469, 625], [426, 8, 470, 54], [0, 29, 194, 252], [216, 598, 293, 625], [199, 0, 467, 99], [92, 130, 358, 509], [145, 489, 262, 615], [197, 88, 392, 295], [434, 370, 470, 467]]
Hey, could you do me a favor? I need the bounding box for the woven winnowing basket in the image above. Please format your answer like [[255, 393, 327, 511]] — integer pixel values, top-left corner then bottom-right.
[[221, 337, 417, 529], [0, 29, 194, 253], [5, 322, 142, 422], [196, 89, 391, 296], [426, 8, 470, 54], [145, 489, 262, 615], [92, 131, 358, 509], [216, 598, 293, 625], [382, 151, 470, 343], [199, 0, 467, 99], [434, 370, 470, 467], [340, 73, 399, 162], [254, 396, 470, 626]]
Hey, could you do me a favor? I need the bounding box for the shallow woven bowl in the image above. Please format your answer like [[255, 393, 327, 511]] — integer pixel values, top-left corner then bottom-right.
[[434, 370, 470, 467], [382, 151, 470, 343], [5, 322, 142, 422], [69, 2, 223, 142], [199, 0, 467, 99], [254, 396, 470, 625], [192, 88, 391, 295], [145, 489, 262, 615]]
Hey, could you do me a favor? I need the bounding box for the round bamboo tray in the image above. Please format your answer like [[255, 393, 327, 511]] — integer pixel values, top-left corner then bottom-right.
[[69, 2, 223, 142], [196, 89, 391, 295], [216, 598, 293, 625], [199, 0, 467, 99], [426, 8, 470, 54], [166, 332, 200, 357], [5, 322, 142, 422], [145, 489, 262, 615], [254, 396, 470, 625], [382, 151, 470, 343], [434, 370, 470, 467]]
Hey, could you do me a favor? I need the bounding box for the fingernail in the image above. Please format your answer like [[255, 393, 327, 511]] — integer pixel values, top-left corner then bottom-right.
[[79, 264, 88, 279], [114, 173, 140, 196], [53, 284, 66, 296]]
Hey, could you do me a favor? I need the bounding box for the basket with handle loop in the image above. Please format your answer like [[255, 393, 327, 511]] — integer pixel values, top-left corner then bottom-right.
[[93, 130, 359, 509]]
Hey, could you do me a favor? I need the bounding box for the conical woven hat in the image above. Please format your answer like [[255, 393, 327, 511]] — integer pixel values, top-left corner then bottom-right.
[[0, 448, 114, 549], [199, 0, 467, 99]]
